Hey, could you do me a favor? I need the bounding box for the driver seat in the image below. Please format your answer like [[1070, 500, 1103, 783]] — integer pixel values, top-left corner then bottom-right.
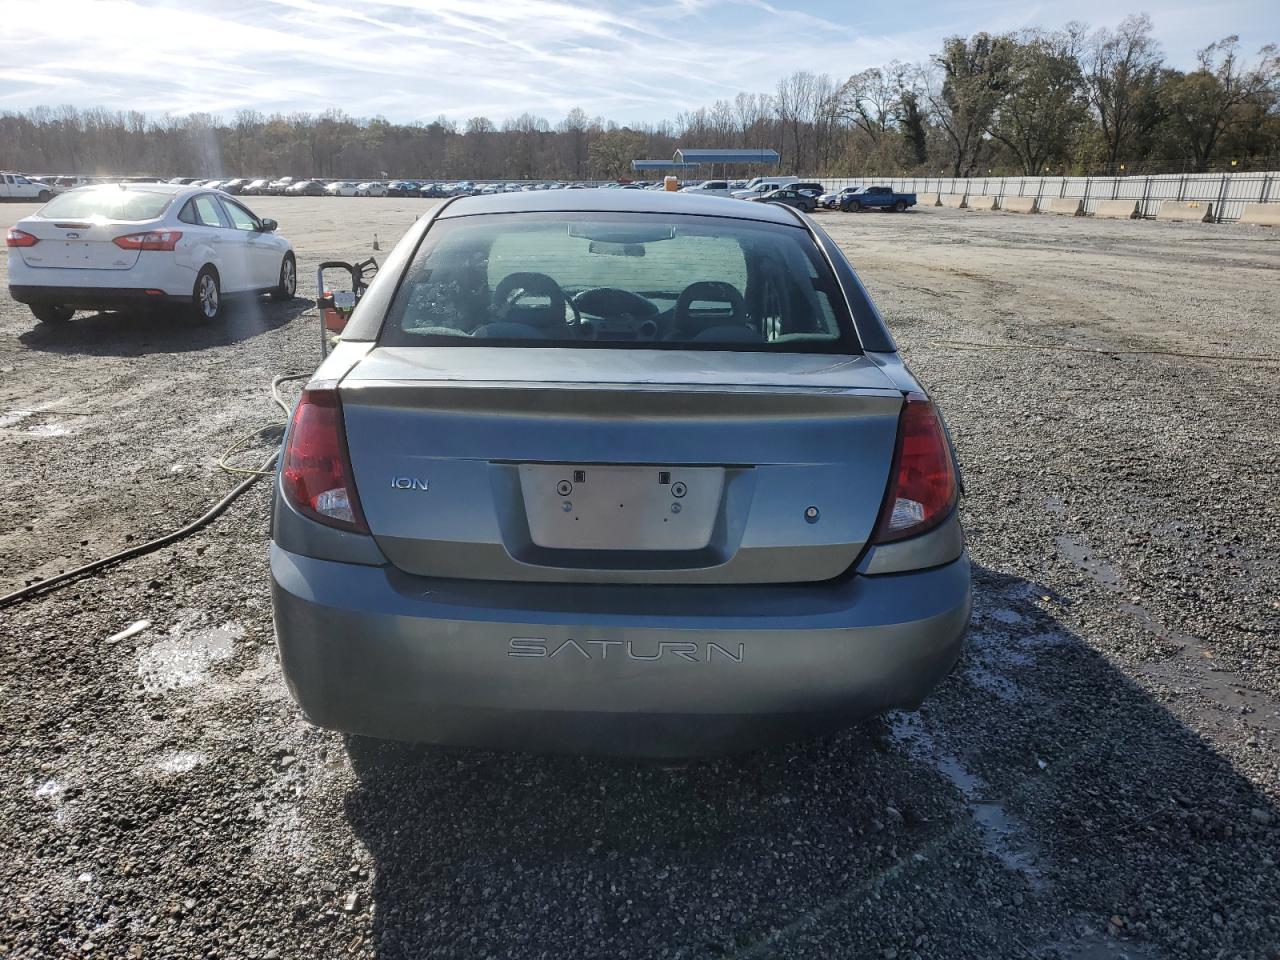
[[670, 281, 761, 343], [473, 272, 567, 339]]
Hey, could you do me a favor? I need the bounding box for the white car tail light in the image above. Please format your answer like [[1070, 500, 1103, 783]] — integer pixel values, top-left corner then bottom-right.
[[112, 230, 183, 251], [5, 227, 38, 248]]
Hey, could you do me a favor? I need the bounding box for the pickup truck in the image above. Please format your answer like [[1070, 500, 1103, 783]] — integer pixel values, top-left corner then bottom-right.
[[839, 185, 916, 212], [680, 179, 734, 198], [1, 173, 54, 203]]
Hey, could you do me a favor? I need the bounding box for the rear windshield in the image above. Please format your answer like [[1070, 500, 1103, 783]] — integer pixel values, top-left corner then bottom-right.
[[39, 188, 172, 221], [380, 212, 857, 352]]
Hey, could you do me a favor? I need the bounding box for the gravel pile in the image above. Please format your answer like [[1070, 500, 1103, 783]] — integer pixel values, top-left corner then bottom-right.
[[1, 200, 1276, 959]]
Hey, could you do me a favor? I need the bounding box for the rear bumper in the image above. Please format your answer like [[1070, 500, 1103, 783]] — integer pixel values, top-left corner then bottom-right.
[[9, 284, 186, 309], [270, 545, 971, 756]]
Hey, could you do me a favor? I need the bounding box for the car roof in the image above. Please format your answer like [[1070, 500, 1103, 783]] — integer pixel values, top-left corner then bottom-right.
[[51, 184, 252, 208], [438, 188, 803, 225], [55, 182, 222, 204], [71, 181, 188, 194]]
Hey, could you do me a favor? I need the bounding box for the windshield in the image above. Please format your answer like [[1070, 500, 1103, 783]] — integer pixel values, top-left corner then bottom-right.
[[39, 187, 172, 221], [379, 212, 857, 352]]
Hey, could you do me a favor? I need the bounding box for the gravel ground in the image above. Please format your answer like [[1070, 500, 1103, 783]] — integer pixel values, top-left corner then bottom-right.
[[1, 198, 1277, 960]]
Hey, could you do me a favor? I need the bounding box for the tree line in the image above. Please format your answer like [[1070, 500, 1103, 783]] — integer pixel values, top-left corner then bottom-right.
[[1, 18, 1275, 181]]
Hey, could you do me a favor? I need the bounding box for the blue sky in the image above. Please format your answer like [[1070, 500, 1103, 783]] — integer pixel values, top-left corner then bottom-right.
[[0, 0, 1275, 124]]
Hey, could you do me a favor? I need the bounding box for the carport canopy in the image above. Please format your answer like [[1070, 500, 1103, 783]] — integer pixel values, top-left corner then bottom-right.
[[630, 160, 703, 172], [672, 149, 780, 165]]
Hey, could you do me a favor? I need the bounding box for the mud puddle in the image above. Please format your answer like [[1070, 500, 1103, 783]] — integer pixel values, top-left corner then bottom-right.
[[1054, 534, 1279, 737], [891, 714, 1046, 887]]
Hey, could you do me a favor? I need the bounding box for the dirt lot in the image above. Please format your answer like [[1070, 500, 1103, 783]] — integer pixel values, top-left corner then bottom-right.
[[2, 198, 1278, 960]]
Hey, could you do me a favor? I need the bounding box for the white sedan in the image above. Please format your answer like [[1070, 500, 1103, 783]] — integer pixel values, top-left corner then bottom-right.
[[6, 183, 295, 324], [356, 181, 387, 197], [325, 181, 359, 197]]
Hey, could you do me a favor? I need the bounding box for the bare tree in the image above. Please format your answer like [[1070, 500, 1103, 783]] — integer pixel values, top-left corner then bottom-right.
[[556, 107, 592, 179], [1085, 14, 1165, 168], [774, 71, 841, 172], [839, 67, 897, 143], [774, 71, 817, 171]]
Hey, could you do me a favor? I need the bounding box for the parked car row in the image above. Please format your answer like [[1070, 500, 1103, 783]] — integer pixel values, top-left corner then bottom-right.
[[818, 185, 918, 212], [11, 171, 918, 217], [163, 178, 597, 198], [679, 179, 918, 214]]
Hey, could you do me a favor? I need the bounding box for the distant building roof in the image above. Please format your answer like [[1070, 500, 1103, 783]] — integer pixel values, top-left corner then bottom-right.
[[631, 160, 703, 171], [673, 148, 780, 165]]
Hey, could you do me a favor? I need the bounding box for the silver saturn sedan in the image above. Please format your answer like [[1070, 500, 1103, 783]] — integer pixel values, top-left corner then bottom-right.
[[270, 190, 970, 757]]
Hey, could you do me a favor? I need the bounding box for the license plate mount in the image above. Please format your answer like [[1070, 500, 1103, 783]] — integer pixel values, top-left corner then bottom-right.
[[518, 464, 724, 551]]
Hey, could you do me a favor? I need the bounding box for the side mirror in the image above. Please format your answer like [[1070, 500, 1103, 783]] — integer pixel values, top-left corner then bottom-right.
[[260, 218, 278, 233]]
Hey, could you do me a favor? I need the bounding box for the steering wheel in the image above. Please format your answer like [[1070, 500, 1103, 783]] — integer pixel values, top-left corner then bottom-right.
[[570, 287, 658, 319], [569, 287, 660, 340], [492, 272, 578, 331], [673, 281, 749, 338]]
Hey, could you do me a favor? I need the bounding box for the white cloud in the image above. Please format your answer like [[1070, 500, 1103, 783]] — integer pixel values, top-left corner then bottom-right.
[[0, 0, 1274, 123]]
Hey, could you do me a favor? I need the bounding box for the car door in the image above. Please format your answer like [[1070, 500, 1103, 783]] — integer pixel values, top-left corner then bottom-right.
[[176, 195, 223, 282], [219, 197, 276, 289], [183, 193, 251, 292]]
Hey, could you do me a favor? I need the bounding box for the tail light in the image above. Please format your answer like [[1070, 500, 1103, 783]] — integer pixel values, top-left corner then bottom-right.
[[872, 393, 958, 543], [5, 228, 38, 248], [281, 388, 368, 533], [113, 230, 182, 251]]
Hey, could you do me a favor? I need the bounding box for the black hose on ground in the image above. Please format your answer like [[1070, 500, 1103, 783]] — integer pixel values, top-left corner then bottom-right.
[[0, 451, 278, 610], [0, 373, 310, 611]]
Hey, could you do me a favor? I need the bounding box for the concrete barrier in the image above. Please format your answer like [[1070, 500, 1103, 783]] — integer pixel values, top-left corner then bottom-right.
[[1095, 199, 1140, 219], [1156, 200, 1213, 222], [1001, 196, 1038, 214], [1239, 203, 1280, 226], [917, 192, 941, 207], [967, 194, 998, 211], [1044, 197, 1084, 216], [939, 193, 967, 209]]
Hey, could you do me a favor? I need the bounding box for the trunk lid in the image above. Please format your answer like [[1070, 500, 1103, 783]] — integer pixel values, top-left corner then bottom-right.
[[16, 219, 141, 270], [340, 347, 903, 584]]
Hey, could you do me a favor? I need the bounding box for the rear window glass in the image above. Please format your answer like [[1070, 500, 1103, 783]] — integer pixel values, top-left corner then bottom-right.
[[380, 212, 856, 352], [40, 188, 172, 221]]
